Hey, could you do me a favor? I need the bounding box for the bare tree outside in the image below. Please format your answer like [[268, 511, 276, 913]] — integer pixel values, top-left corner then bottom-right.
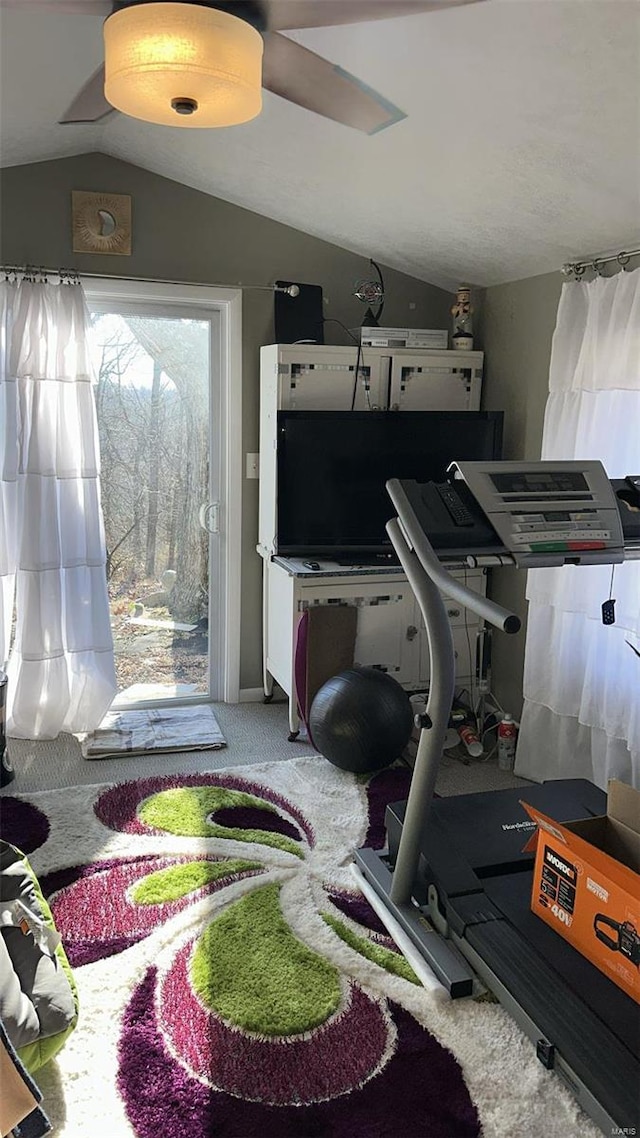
[[90, 311, 211, 700]]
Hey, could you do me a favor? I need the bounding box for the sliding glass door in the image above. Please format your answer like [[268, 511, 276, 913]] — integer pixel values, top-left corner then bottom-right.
[[84, 280, 242, 706]]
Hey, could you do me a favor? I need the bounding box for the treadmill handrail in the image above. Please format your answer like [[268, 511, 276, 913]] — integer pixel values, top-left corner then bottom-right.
[[384, 479, 521, 911], [386, 479, 521, 635]]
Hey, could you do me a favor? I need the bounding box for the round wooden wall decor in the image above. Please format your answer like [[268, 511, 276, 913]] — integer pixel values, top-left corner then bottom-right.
[[72, 190, 132, 255]]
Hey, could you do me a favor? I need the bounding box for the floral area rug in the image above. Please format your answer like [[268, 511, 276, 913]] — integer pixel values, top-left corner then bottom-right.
[[1, 757, 598, 1138]]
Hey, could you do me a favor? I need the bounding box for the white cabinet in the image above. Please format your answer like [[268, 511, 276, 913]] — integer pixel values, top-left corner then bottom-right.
[[259, 343, 483, 414], [258, 343, 484, 558], [258, 343, 487, 736], [262, 558, 487, 737], [388, 350, 482, 411]]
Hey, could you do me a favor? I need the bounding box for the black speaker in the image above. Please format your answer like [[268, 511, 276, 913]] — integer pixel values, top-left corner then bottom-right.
[[274, 281, 324, 344]]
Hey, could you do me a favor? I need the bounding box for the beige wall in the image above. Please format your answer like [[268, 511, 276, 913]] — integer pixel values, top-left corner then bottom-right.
[[0, 152, 454, 691], [476, 272, 563, 716]]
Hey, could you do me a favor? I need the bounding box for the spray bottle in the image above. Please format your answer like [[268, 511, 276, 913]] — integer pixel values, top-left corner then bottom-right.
[[497, 713, 518, 771]]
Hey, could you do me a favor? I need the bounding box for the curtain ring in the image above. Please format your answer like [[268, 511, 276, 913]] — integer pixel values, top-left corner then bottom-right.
[[574, 264, 586, 279], [617, 252, 630, 271], [591, 259, 605, 277]]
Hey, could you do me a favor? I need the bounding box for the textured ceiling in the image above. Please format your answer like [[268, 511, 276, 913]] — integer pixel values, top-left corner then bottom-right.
[[1, 0, 639, 288]]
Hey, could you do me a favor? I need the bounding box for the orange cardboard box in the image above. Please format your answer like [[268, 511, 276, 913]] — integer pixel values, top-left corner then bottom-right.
[[521, 780, 640, 1003]]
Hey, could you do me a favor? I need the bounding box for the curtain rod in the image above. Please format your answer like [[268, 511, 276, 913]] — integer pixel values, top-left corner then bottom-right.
[[561, 247, 640, 277], [1, 265, 300, 296]]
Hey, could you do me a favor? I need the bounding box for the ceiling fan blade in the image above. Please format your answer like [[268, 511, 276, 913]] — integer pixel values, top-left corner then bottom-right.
[[59, 64, 115, 124], [262, 31, 405, 134], [265, 0, 481, 32], [0, 1, 111, 12]]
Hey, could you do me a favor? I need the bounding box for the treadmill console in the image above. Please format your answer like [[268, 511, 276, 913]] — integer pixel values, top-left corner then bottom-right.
[[448, 460, 625, 567]]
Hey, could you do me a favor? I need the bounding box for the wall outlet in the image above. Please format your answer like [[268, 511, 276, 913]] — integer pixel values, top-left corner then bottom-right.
[[246, 453, 259, 479]]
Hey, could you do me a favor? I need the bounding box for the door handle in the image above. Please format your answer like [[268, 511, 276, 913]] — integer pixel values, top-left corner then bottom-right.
[[199, 502, 220, 534]]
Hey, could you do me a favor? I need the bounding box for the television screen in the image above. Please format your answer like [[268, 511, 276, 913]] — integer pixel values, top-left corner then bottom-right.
[[276, 410, 504, 561]]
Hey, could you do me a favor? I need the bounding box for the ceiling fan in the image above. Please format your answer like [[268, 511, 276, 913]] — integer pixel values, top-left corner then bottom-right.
[[1, 0, 481, 132]]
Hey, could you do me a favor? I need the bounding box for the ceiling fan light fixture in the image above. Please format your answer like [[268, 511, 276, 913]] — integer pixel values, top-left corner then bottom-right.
[[104, 2, 263, 128]]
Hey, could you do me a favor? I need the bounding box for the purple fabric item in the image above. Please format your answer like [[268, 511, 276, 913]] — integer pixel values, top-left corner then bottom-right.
[[94, 772, 315, 846], [293, 609, 311, 733], [0, 797, 50, 854], [119, 968, 480, 1138]]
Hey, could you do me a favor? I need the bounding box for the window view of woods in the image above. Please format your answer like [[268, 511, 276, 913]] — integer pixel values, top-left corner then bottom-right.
[[89, 311, 210, 700]]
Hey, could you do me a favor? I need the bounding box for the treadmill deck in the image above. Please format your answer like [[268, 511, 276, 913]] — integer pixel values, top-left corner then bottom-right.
[[383, 778, 639, 1130]]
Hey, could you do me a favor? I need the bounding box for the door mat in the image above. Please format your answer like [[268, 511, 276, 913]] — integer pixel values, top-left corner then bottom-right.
[[77, 706, 226, 760]]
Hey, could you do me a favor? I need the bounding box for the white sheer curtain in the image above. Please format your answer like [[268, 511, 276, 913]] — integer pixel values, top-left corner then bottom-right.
[[0, 275, 116, 739], [515, 267, 640, 789]]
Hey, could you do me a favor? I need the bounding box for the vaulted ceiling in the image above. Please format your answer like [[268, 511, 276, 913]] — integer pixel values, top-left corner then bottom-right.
[[1, 0, 639, 289]]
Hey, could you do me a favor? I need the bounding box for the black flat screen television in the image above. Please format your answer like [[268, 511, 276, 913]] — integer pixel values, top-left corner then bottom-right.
[[276, 410, 504, 562]]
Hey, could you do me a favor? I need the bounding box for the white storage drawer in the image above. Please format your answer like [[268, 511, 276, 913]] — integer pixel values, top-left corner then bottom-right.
[[389, 350, 483, 411], [297, 581, 413, 680]]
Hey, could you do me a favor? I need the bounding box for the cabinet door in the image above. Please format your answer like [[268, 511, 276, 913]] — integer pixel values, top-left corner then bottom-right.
[[297, 582, 415, 681], [415, 617, 482, 688], [414, 572, 487, 688], [389, 350, 482, 411], [278, 348, 387, 410]]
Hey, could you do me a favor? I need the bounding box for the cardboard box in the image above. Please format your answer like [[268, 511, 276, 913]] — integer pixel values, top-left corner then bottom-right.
[[521, 780, 640, 1003], [354, 326, 449, 349]]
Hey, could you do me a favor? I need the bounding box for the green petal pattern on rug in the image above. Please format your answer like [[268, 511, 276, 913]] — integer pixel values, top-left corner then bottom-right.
[[322, 912, 420, 985], [138, 787, 304, 857], [130, 859, 262, 905], [191, 883, 342, 1035]]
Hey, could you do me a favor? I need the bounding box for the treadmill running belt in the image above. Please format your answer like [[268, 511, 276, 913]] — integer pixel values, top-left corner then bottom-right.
[[483, 872, 639, 1051], [464, 916, 638, 1130]]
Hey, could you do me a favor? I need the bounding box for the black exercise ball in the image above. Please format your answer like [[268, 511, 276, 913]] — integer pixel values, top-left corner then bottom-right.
[[309, 666, 413, 774]]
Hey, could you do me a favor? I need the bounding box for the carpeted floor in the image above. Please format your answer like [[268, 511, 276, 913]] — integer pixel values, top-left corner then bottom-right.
[[1, 753, 599, 1138], [2, 698, 530, 797]]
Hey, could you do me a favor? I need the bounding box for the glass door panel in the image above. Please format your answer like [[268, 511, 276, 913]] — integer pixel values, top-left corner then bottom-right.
[[88, 307, 215, 704]]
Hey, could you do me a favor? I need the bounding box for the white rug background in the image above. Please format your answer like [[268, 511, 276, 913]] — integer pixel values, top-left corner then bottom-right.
[[16, 755, 600, 1138]]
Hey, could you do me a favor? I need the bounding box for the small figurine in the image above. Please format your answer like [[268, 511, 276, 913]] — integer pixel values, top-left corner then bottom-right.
[[451, 284, 474, 350]]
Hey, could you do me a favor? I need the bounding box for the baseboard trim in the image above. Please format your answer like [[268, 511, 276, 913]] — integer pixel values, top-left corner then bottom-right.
[[238, 686, 287, 704], [238, 687, 265, 703]]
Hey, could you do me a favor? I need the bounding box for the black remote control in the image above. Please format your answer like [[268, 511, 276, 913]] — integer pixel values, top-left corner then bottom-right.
[[436, 483, 475, 527]]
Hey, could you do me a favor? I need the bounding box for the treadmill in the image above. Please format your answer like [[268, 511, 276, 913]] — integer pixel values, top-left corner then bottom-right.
[[353, 460, 640, 1136]]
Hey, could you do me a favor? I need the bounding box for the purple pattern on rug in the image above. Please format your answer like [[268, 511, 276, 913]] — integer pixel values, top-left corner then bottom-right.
[[94, 772, 315, 846], [119, 968, 480, 1138], [0, 797, 50, 855], [44, 854, 263, 968], [209, 805, 302, 842], [40, 854, 162, 900], [160, 941, 388, 1102], [364, 766, 413, 850], [325, 887, 392, 939]]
